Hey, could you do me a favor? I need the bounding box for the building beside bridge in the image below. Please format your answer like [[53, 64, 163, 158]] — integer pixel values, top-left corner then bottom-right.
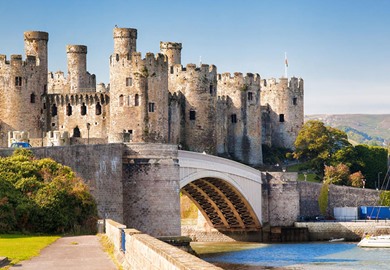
[[0, 27, 304, 166]]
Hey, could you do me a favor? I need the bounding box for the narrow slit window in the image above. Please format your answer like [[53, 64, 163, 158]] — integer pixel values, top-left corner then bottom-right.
[[279, 114, 285, 122], [189, 110, 196, 120], [30, 93, 36, 103], [231, 114, 237, 123], [134, 94, 139, 106], [247, 92, 253, 101], [96, 102, 102, 115], [293, 97, 297, 105], [119, 95, 124, 106], [66, 103, 72, 116], [126, 77, 133, 86], [148, 102, 155, 112], [51, 104, 57, 117], [15, 76, 22, 87], [81, 103, 87, 116]]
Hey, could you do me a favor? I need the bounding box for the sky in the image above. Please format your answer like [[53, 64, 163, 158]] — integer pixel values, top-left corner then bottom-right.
[[0, 0, 389, 115]]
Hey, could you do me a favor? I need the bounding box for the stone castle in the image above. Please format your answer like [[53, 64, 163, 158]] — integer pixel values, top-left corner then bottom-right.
[[0, 27, 304, 166]]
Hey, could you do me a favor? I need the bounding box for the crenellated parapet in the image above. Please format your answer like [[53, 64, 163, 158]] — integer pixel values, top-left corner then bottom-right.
[[160, 41, 182, 67], [48, 92, 110, 107]]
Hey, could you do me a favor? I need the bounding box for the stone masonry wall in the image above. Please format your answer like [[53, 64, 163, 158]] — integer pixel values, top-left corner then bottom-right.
[[122, 143, 181, 237]]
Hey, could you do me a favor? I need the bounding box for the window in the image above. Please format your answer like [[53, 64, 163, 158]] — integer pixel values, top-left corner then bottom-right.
[[123, 130, 133, 142], [231, 114, 237, 123], [96, 102, 102, 115], [209, 84, 213, 94], [293, 97, 297, 105], [43, 84, 47, 94], [170, 66, 174, 74], [51, 104, 57, 117], [189, 110, 196, 120], [15, 76, 22, 87], [148, 102, 155, 112], [126, 77, 133, 86], [134, 94, 139, 106], [73, 126, 81, 137], [119, 95, 124, 106], [66, 103, 72, 116], [81, 103, 87, 116], [247, 92, 253, 101], [279, 114, 285, 122], [30, 93, 36, 103]]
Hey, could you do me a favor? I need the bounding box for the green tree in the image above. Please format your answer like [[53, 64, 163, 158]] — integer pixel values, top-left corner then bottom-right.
[[323, 164, 350, 185], [0, 149, 97, 233], [293, 120, 351, 173]]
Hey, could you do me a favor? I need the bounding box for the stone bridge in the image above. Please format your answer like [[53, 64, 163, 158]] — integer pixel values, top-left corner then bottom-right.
[[178, 150, 262, 232]]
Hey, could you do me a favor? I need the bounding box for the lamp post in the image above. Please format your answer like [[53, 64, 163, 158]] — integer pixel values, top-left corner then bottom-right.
[[86, 123, 91, 145], [378, 172, 383, 190], [39, 116, 45, 147]]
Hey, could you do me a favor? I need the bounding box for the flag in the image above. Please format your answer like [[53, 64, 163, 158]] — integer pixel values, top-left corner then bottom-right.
[[285, 56, 288, 67]]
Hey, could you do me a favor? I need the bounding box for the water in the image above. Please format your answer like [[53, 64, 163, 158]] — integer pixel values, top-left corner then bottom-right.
[[192, 242, 390, 269]]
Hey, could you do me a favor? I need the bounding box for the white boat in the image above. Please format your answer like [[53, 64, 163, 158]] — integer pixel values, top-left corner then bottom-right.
[[358, 235, 390, 248], [329, 238, 345, 242]]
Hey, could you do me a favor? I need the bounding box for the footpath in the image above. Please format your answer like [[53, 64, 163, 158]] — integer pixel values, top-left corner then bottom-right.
[[8, 235, 117, 270]]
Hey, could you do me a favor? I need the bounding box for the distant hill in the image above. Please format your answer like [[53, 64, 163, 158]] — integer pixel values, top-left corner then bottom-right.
[[305, 114, 390, 146]]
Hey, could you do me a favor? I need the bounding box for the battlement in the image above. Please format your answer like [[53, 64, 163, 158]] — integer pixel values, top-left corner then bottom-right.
[[66, 45, 87, 54], [261, 77, 303, 90], [171, 63, 217, 76], [48, 92, 109, 106], [24, 31, 49, 41], [160, 42, 182, 50], [218, 72, 260, 85], [113, 28, 137, 39]]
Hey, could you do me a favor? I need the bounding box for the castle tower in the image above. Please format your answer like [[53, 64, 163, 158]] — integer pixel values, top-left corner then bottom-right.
[[217, 73, 263, 166], [160, 42, 182, 67], [24, 31, 48, 75], [67, 45, 88, 93], [261, 77, 304, 149], [109, 27, 169, 143], [113, 28, 137, 58]]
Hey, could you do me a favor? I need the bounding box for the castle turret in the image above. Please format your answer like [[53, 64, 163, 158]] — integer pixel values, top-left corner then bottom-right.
[[113, 28, 137, 58], [24, 31, 48, 75], [217, 72, 263, 166], [160, 42, 182, 67], [261, 77, 304, 149], [67, 45, 89, 93]]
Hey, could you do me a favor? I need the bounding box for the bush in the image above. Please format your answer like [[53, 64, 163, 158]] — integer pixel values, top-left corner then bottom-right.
[[0, 150, 97, 234]]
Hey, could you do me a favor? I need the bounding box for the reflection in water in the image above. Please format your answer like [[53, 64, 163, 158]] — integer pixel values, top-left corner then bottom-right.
[[192, 242, 390, 270]]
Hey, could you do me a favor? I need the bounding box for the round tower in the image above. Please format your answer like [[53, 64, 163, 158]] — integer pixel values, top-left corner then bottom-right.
[[160, 42, 182, 67], [66, 45, 87, 93], [113, 28, 137, 57], [24, 31, 49, 75]]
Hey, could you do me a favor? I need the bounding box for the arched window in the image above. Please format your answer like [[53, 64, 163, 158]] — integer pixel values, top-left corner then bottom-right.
[[30, 93, 36, 103], [96, 102, 102, 115], [51, 104, 57, 117], [66, 103, 72, 116], [119, 95, 124, 106], [73, 126, 81, 137], [81, 103, 87, 116], [134, 94, 139, 106]]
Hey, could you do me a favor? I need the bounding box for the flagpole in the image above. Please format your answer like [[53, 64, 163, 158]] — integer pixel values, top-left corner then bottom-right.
[[284, 52, 288, 78]]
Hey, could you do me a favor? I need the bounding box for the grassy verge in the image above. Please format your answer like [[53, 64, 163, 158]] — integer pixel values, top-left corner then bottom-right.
[[287, 163, 321, 183], [98, 234, 123, 270], [0, 234, 60, 268]]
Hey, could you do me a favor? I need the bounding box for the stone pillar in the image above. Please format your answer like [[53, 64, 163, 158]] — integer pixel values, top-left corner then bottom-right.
[[122, 143, 181, 236]]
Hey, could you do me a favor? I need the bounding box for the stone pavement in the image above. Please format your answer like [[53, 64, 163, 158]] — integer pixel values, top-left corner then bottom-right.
[[10, 235, 117, 270]]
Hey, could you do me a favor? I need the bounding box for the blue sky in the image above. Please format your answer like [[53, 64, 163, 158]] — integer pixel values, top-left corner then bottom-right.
[[1, 0, 389, 114]]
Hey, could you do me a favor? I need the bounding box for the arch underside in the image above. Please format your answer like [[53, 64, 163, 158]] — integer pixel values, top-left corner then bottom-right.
[[182, 177, 261, 232]]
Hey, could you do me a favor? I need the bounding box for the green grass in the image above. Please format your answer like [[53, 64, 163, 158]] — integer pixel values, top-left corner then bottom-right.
[[0, 234, 60, 267], [287, 163, 322, 183]]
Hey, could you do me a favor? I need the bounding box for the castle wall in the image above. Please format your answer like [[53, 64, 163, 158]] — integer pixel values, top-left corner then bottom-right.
[[47, 93, 109, 140], [168, 64, 218, 154], [261, 77, 304, 149], [217, 72, 263, 166], [122, 143, 181, 236]]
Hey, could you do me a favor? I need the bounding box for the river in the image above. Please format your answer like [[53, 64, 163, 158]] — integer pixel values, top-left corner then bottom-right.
[[191, 242, 390, 269]]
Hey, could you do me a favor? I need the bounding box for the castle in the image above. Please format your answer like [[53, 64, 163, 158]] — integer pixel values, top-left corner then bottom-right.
[[0, 27, 304, 166]]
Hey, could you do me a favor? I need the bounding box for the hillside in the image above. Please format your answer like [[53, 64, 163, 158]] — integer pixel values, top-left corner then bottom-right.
[[305, 114, 390, 146]]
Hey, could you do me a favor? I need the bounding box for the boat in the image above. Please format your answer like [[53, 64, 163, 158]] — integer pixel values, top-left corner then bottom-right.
[[357, 235, 390, 248], [329, 238, 345, 242]]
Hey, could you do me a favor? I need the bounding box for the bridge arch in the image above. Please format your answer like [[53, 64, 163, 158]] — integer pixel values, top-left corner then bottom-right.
[[178, 150, 263, 232]]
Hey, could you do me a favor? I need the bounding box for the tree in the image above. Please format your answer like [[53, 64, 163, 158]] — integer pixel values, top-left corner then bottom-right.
[[0, 149, 97, 233], [293, 120, 351, 173], [323, 164, 350, 185], [349, 171, 365, 187]]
